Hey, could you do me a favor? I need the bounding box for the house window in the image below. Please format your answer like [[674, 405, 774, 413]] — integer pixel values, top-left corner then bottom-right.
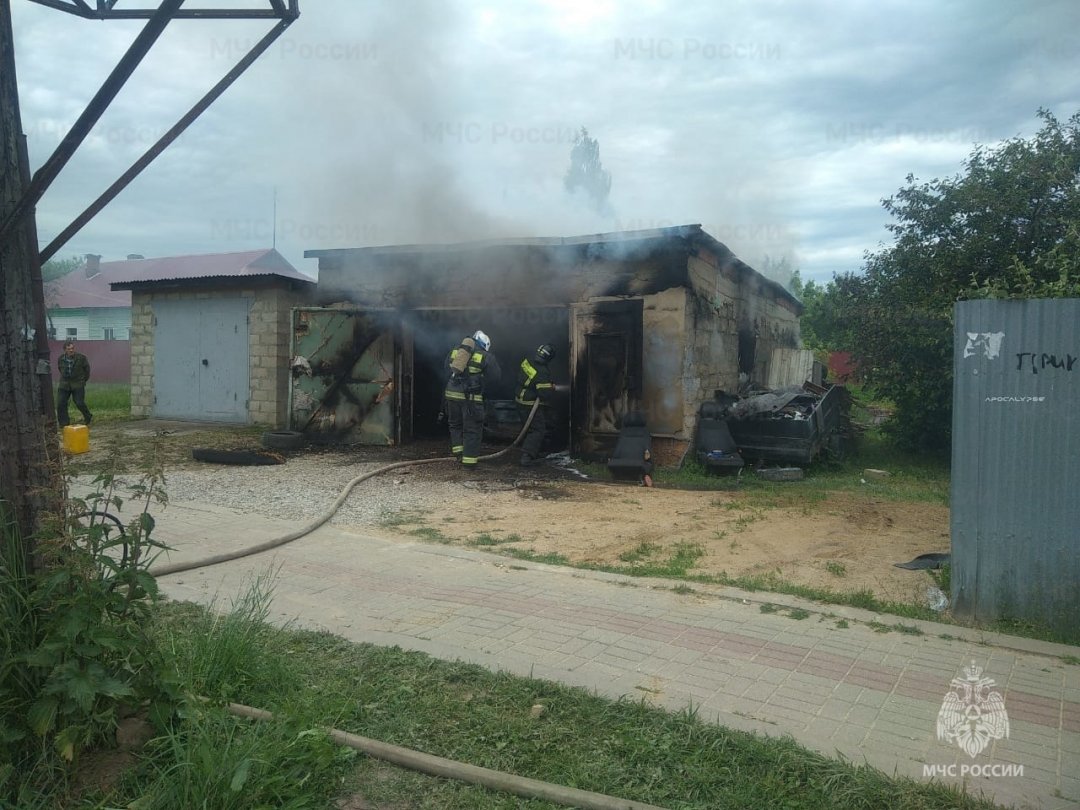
[[65, 328, 78, 339], [103, 328, 115, 341]]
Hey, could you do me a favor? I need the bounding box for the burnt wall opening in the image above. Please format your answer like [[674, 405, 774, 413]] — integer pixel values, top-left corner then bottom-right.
[[407, 307, 571, 449], [738, 326, 757, 376]]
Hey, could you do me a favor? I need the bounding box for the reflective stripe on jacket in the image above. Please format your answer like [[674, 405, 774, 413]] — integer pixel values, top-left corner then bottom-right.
[[446, 348, 499, 401], [515, 358, 554, 406]]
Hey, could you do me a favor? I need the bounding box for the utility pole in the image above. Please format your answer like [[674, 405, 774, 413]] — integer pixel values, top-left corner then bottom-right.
[[0, 0, 60, 554], [1, 0, 298, 558]]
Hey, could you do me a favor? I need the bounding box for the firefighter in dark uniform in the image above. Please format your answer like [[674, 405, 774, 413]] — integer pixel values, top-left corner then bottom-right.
[[444, 330, 500, 468], [516, 343, 557, 466]]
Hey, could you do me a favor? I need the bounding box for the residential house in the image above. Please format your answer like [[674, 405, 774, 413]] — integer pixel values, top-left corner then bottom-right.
[[44, 253, 141, 383]]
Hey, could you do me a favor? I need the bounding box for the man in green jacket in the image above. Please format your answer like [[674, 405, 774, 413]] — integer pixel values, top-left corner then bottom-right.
[[57, 340, 92, 427]]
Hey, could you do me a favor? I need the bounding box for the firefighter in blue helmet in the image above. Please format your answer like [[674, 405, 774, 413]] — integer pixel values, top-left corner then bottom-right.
[[516, 343, 558, 466], [444, 330, 500, 467]]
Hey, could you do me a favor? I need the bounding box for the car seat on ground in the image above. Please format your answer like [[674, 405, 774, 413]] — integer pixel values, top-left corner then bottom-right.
[[695, 400, 745, 473], [607, 411, 655, 484]]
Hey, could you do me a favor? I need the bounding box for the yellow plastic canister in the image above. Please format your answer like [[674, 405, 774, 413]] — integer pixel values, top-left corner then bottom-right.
[[62, 424, 90, 454]]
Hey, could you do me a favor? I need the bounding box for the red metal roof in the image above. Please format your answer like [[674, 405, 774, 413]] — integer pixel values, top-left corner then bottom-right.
[[45, 264, 132, 309], [107, 248, 313, 286], [47, 249, 312, 309]]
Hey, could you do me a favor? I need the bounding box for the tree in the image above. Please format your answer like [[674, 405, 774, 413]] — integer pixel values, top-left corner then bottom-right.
[[835, 109, 1080, 451], [788, 270, 853, 354], [564, 127, 612, 213], [41, 255, 82, 282]]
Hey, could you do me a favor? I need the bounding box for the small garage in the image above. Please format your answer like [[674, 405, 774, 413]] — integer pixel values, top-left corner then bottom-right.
[[302, 225, 803, 461], [112, 249, 314, 425]]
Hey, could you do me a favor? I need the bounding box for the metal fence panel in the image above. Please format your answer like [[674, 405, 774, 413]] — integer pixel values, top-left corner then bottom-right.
[[951, 299, 1080, 636]]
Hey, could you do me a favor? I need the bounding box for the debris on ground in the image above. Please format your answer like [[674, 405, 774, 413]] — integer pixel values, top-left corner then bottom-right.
[[894, 552, 951, 570]]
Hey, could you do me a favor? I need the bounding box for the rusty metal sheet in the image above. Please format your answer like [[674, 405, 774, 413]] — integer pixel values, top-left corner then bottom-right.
[[289, 308, 397, 444]]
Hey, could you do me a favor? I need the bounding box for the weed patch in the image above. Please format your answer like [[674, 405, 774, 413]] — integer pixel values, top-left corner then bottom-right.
[[469, 533, 522, 547], [377, 510, 423, 528], [618, 541, 662, 563], [409, 527, 447, 543], [502, 549, 571, 566]]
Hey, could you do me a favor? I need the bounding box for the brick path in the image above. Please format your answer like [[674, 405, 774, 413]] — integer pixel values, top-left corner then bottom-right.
[[150, 498, 1079, 810]]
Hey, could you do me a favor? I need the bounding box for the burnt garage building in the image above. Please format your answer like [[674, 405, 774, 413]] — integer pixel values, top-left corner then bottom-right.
[[301, 224, 802, 461]]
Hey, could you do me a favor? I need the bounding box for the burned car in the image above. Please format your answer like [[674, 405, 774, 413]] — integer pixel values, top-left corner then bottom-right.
[[703, 382, 852, 466]]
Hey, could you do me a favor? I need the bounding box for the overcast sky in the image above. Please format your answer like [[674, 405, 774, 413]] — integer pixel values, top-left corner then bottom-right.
[[10, 0, 1080, 285]]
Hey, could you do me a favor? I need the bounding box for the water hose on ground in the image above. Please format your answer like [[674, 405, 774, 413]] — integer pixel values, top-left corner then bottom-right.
[[148, 411, 672, 808], [226, 701, 669, 810], [148, 400, 541, 578]]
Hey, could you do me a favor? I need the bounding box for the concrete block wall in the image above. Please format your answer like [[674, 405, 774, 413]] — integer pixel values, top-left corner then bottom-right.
[[129, 296, 154, 417], [682, 254, 742, 434], [641, 287, 688, 436], [681, 253, 802, 435], [249, 287, 308, 426], [748, 293, 802, 386], [129, 285, 308, 426]]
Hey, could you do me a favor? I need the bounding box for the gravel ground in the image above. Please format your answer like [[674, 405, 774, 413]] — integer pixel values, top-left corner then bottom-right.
[[162, 452, 467, 529], [86, 445, 587, 533], [68, 421, 592, 534]]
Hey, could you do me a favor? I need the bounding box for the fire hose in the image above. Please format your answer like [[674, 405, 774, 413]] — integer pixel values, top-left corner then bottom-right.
[[143, 402, 676, 809], [224, 701, 670, 810], [148, 400, 541, 578]]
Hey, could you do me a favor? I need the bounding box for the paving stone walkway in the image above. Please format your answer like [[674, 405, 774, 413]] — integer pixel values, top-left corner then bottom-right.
[[148, 497, 1079, 810]]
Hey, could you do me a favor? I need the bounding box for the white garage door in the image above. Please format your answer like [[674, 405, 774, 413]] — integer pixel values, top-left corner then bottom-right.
[[153, 298, 250, 422]]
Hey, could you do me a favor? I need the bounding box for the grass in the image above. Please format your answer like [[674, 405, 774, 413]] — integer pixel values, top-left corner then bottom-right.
[[583, 428, 952, 508], [377, 509, 424, 528], [502, 549, 572, 566], [409, 526, 447, 543], [157, 570, 296, 702], [74, 382, 130, 423], [617, 541, 662, 563], [825, 561, 847, 577], [470, 532, 524, 547], [75, 591, 1005, 809]]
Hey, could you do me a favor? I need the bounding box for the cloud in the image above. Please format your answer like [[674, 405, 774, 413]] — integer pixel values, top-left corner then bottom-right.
[[11, 0, 1080, 284]]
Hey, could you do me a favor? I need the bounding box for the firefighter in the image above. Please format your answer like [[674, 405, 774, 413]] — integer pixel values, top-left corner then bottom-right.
[[444, 330, 500, 468], [516, 343, 558, 466]]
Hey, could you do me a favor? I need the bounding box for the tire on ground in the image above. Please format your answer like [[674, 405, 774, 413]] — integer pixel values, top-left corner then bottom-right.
[[261, 430, 306, 451], [191, 448, 286, 466]]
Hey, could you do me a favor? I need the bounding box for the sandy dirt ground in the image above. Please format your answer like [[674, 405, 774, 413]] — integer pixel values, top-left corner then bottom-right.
[[70, 422, 950, 607], [370, 477, 951, 607]]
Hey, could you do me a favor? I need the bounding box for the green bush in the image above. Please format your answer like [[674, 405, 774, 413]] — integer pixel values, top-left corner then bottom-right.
[[0, 469, 178, 806]]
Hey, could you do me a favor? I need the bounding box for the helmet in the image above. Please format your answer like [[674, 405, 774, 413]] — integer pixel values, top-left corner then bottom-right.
[[535, 344, 555, 364], [472, 330, 491, 351]]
